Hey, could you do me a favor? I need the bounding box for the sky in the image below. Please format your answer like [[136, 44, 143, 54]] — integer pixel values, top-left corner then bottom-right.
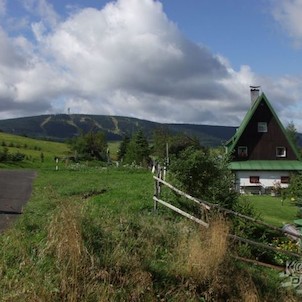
[[1, 0, 302, 130]]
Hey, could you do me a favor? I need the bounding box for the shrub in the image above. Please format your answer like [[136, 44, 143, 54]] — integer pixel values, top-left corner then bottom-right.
[[169, 146, 238, 209]]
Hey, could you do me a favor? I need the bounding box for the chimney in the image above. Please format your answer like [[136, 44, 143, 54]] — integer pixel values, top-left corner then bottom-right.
[[250, 86, 260, 104]]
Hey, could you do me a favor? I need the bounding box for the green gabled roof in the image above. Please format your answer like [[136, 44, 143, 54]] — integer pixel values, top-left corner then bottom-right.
[[230, 160, 302, 171], [225, 93, 301, 160]]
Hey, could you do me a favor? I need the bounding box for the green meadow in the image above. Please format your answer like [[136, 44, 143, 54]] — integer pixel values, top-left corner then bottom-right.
[[0, 132, 299, 301], [244, 195, 298, 227]]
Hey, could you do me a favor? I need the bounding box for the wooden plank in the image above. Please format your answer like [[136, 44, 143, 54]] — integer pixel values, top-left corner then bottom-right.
[[153, 196, 209, 228], [153, 176, 210, 210], [154, 176, 302, 239], [212, 203, 302, 240], [231, 255, 284, 271], [228, 234, 302, 258]]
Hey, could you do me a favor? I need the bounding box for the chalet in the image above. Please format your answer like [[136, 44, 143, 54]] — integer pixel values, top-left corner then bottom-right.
[[225, 88, 302, 194]]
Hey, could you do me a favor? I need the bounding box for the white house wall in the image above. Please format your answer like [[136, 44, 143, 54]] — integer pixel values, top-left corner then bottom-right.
[[235, 170, 289, 189]]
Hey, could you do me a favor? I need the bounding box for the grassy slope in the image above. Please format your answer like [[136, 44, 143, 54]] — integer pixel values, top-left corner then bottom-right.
[[0, 132, 119, 167], [243, 195, 298, 227], [0, 132, 70, 168]]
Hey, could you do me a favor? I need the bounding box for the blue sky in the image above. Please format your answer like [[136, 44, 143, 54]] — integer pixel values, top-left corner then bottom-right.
[[1, 0, 302, 130]]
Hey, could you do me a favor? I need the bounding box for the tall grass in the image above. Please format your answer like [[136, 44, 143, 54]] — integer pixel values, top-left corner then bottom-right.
[[0, 166, 299, 301]]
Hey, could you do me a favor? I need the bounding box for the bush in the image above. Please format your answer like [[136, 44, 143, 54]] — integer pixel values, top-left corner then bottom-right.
[[69, 130, 108, 161], [288, 173, 302, 200], [9, 152, 26, 162], [0, 147, 8, 162], [169, 146, 238, 209], [0, 147, 25, 162]]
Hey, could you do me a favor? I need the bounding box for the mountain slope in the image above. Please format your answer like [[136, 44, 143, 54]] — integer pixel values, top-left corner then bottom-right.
[[0, 114, 236, 146]]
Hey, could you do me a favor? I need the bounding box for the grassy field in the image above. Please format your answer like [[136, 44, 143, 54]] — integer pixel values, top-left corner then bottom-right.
[[242, 195, 298, 227], [0, 132, 120, 168], [1, 166, 297, 301], [0, 133, 299, 301]]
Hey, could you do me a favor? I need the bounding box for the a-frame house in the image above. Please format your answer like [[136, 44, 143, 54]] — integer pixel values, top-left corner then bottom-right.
[[225, 89, 302, 194]]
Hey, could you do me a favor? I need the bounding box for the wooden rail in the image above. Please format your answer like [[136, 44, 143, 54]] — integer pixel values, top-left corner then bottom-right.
[[153, 174, 302, 260], [153, 197, 209, 228], [228, 234, 302, 258], [154, 176, 302, 240], [153, 176, 210, 210]]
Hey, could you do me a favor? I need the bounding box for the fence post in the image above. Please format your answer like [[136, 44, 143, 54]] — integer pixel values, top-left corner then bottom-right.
[[154, 177, 158, 212], [153, 164, 161, 212]]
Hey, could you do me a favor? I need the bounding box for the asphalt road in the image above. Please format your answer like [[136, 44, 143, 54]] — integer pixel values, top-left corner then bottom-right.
[[0, 170, 37, 233]]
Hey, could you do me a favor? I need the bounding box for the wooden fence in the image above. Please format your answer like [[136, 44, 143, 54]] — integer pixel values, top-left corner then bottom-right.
[[153, 174, 302, 266]]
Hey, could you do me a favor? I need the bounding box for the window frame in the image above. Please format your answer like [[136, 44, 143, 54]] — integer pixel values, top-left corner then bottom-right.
[[238, 146, 248, 158], [250, 176, 260, 184], [276, 146, 287, 158], [258, 122, 268, 133], [281, 176, 290, 184]]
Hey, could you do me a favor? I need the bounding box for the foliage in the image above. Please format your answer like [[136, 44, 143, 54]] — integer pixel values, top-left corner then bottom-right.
[[286, 121, 299, 150], [69, 130, 108, 161], [117, 135, 130, 161], [287, 173, 302, 205], [152, 126, 171, 160], [124, 129, 150, 166], [169, 146, 238, 209], [272, 237, 300, 265], [152, 127, 201, 163], [0, 147, 25, 162]]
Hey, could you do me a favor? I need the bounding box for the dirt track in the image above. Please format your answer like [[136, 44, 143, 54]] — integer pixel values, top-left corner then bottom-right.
[[0, 170, 36, 233]]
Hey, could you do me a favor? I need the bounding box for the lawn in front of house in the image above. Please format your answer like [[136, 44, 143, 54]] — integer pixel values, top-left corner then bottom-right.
[[241, 194, 298, 227]]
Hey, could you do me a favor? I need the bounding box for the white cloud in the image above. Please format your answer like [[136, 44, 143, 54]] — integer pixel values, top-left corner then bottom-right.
[[23, 0, 60, 28], [271, 0, 302, 47], [0, 0, 302, 131]]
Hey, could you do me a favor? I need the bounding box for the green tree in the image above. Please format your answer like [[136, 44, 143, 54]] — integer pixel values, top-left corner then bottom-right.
[[287, 173, 302, 200], [117, 135, 130, 161], [286, 121, 299, 150], [169, 133, 200, 157], [152, 128, 200, 164], [69, 131, 107, 161], [124, 130, 150, 166], [152, 127, 171, 160], [170, 146, 238, 209]]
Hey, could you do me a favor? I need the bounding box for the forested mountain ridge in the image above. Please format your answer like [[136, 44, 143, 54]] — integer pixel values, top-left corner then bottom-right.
[[0, 113, 239, 147]]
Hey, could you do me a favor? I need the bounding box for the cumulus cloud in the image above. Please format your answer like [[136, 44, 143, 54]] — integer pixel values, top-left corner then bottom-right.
[[0, 0, 301, 130], [271, 0, 302, 47], [23, 0, 59, 28]]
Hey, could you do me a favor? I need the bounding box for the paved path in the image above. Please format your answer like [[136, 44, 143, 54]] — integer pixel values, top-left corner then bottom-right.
[[0, 170, 37, 233]]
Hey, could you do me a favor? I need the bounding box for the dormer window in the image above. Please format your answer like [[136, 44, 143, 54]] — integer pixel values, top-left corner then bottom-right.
[[276, 147, 286, 158], [258, 122, 267, 133], [238, 146, 248, 157]]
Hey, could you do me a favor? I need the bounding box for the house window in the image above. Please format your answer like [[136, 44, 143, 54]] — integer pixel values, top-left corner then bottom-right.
[[281, 176, 290, 184], [250, 176, 260, 184], [258, 122, 268, 133], [238, 146, 248, 157], [276, 147, 286, 158]]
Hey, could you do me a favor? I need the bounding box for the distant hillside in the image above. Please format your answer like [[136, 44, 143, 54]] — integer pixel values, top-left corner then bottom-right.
[[0, 114, 237, 147]]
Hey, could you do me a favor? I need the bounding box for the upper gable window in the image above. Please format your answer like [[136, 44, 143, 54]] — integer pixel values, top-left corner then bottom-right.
[[258, 122, 267, 133], [276, 147, 286, 158]]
